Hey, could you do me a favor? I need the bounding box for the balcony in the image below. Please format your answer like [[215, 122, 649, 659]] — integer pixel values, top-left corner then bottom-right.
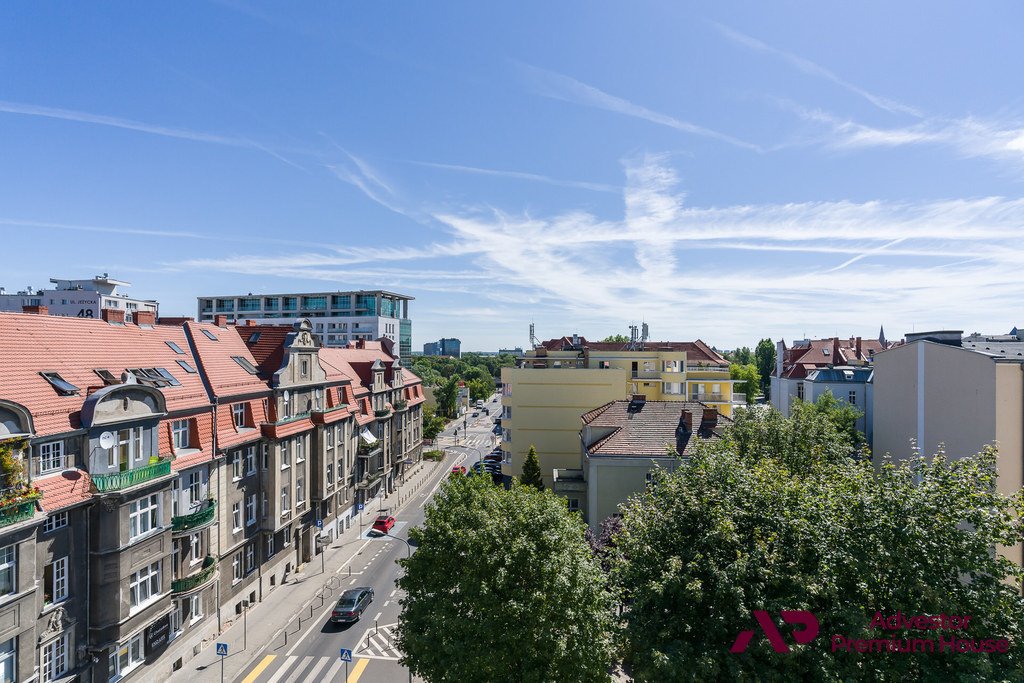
[[374, 408, 392, 420], [692, 393, 734, 403], [686, 364, 729, 373], [357, 439, 382, 458], [630, 371, 661, 380], [172, 556, 217, 594], [0, 486, 40, 528], [172, 499, 216, 534], [552, 469, 586, 494], [92, 459, 172, 493], [732, 393, 747, 404], [393, 400, 408, 412], [356, 471, 384, 490]]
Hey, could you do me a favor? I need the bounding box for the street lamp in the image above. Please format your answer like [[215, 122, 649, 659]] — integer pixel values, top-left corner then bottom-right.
[[383, 532, 414, 683]]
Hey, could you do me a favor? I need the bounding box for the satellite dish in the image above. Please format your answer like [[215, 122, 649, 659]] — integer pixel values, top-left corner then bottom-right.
[[99, 431, 116, 450]]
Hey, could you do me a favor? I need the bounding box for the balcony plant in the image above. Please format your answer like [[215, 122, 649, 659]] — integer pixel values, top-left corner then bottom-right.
[[0, 437, 27, 489]]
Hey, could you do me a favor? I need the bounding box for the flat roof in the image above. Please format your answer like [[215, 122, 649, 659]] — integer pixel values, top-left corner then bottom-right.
[[197, 289, 414, 301]]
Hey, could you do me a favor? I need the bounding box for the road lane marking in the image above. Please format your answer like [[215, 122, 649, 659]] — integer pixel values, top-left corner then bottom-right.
[[302, 656, 333, 682], [372, 612, 381, 621], [389, 589, 396, 597], [383, 600, 390, 607], [349, 578, 357, 584], [322, 659, 344, 681], [264, 655, 301, 683], [347, 658, 370, 683], [241, 655, 276, 683]]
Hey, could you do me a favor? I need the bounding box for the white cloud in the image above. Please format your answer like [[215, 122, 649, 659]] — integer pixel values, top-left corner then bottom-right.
[[407, 160, 620, 193]]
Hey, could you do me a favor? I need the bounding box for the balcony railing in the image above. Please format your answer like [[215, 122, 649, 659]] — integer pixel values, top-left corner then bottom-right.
[[733, 393, 747, 404], [172, 556, 217, 594], [393, 400, 408, 412], [92, 459, 171, 493], [356, 472, 384, 489], [692, 393, 732, 403], [374, 408, 392, 419], [172, 499, 216, 533], [0, 487, 39, 528]]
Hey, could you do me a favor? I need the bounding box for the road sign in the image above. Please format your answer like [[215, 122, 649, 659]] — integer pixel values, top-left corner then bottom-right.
[[315, 519, 323, 529], [357, 503, 364, 511], [215, 642, 228, 656], [339, 648, 353, 662]]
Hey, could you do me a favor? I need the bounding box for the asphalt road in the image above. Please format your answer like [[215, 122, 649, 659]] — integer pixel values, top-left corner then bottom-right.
[[236, 394, 501, 683]]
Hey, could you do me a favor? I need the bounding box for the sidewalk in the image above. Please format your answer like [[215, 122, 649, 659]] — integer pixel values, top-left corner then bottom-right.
[[166, 456, 448, 683]]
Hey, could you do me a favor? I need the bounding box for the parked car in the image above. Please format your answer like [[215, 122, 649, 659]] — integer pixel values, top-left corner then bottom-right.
[[372, 515, 395, 534], [451, 465, 467, 476], [472, 411, 479, 417], [331, 587, 374, 623], [492, 397, 498, 403], [484, 454, 502, 463]]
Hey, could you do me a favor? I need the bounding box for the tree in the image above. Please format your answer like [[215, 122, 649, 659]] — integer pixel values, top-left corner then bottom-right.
[[611, 416, 1024, 681], [422, 405, 446, 441], [468, 376, 496, 402], [794, 390, 866, 449], [520, 445, 544, 490], [434, 376, 459, 418], [396, 477, 615, 683], [729, 346, 753, 365], [728, 363, 759, 404], [602, 334, 630, 343], [754, 338, 775, 397]]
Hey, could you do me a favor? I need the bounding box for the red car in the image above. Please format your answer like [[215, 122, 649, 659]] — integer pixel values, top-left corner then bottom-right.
[[372, 515, 395, 534], [451, 465, 467, 476]]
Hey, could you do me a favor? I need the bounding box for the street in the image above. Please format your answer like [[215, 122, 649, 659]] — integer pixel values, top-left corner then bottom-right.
[[235, 394, 501, 683]]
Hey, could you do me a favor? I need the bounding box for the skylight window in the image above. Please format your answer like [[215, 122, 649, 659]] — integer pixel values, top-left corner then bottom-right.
[[176, 360, 197, 374], [40, 372, 80, 396], [94, 369, 118, 386], [165, 341, 185, 354], [155, 368, 181, 386], [127, 367, 180, 388], [202, 329, 218, 341], [247, 331, 261, 344], [232, 356, 259, 375]]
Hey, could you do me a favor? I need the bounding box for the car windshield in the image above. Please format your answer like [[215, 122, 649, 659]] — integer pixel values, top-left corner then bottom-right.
[[337, 599, 357, 608]]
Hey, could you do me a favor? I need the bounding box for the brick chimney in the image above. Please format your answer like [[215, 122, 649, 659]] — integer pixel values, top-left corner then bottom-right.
[[702, 407, 718, 429], [855, 336, 862, 358], [244, 319, 257, 327], [21, 305, 48, 315], [156, 316, 193, 326], [101, 308, 125, 324], [214, 314, 228, 327], [681, 408, 692, 433], [134, 310, 156, 326]]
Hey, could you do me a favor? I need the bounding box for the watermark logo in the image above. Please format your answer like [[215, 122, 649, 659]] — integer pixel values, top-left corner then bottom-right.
[[731, 610, 820, 653]]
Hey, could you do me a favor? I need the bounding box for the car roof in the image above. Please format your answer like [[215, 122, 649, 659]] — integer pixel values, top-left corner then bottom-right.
[[340, 588, 372, 600]]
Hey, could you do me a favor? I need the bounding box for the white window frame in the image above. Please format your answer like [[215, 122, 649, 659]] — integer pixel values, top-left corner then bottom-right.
[[172, 419, 190, 450], [232, 553, 242, 584], [0, 545, 17, 597], [190, 594, 203, 624], [232, 451, 242, 481], [295, 439, 304, 463], [187, 471, 201, 507], [0, 638, 15, 683], [128, 494, 161, 542], [170, 601, 183, 637], [108, 632, 144, 681], [43, 556, 68, 607], [281, 441, 290, 469], [232, 503, 242, 532], [245, 494, 256, 527], [128, 561, 161, 613], [38, 441, 64, 474], [296, 478, 304, 505], [280, 487, 289, 516], [189, 533, 202, 564], [245, 446, 256, 476], [41, 631, 69, 683], [245, 544, 255, 574], [232, 403, 246, 428], [44, 511, 68, 533]]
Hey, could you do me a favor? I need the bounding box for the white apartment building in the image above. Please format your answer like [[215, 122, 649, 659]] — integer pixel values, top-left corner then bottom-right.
[[0, 273, 158, 322], [196, 289, 413, 358]]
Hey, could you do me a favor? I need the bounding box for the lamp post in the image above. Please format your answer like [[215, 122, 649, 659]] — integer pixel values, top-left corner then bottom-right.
[[384, 533, 414, 683]]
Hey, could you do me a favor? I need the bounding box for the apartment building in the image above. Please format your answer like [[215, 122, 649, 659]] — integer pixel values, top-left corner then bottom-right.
[[0, 274, 158, 322], [0, 309, 424, 681], [499, 335, 734, 488], [422, 338, 461, 358], [196, 290, 413, 358], [552, 397, 732, 529], [872, 330, 1024, 566]]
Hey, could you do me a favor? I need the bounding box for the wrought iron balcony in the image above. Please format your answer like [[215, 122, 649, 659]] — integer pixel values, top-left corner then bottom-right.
[[393, 400, 408, 412], [92, 459, 172, 493], [356, 472, 384, 489], [374, 408, 392, 419], [172, 499, 216, 534], [0, 492, 38, 528], [172, 556, 217, 594]]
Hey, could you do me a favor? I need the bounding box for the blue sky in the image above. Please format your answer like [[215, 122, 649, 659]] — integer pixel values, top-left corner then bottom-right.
[[3, 2, 1024, 351]]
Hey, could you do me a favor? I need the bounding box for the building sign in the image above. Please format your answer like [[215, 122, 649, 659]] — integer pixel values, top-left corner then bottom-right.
[[145, 614, 171, 658]]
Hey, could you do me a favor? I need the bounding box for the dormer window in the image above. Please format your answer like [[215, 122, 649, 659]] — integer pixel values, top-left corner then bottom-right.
[[823, 349, 830, 356], [40, 372, 79, 396]]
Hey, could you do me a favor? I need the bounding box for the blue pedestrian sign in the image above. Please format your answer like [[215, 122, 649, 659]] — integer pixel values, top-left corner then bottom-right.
[[339, 648, 353, 662], [216, 642, 228, 656], [315, 519, 323, 529], [357, 503, 364, 511]]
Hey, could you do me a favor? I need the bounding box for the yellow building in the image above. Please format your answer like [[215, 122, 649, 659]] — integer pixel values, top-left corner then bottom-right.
[[500, 335, 739, 487]]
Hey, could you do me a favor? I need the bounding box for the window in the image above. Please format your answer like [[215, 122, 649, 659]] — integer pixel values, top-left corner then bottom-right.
[[0, 639, 15, 683], [190, 594, 203, 624], [266, 534, 275, 559], [232, 452, 242, 480], [43, 557, 68, 606], [314, 388, 322, 410], [849, 390, 857, 405], [155, 368, 181, 386], [190, 533, 201, 563], [301, 359, 309, 377], [281, 441, 290, 469], [245, 544, 255, 574], [246, 495, 256, 526], [295, 439, 304, 463], [172, 420, 190, 450], [232, 356, 259, 375], [40, 372, 79, 396], [280, 487, 289, 515], [282, 391, 290, 418], [261, 442, 268, 471], [41, 632, 69, 682], [232, 553, 242, 583], [247, 331, 262, 344], [261, 492, 268, 519], [176, 359, 197, 374], [129, 561, 161, 610], [201, 329, 218, 341], [0, 546, 13, 596], [44, 511, 68, 533], [232, 403, 246, 428], [797, 383, 805, 400], [296, 479, 304, 505], [166, 341, 185, 354], [326, 463, 334, 487], [38, 441, 64, 474], [172, 478, 180, 517], [94, 368, 118, 385], [107, 426, 144, 470], [567, 498, 580, 513], [245, 446, 256, 475], [109, 632, 144, 680], [170, 601, 183, 637], [128, 494, 160, 541], [187, 471, 201, 506], [326, 428, 334, 448], [232, 503, 242, 532]]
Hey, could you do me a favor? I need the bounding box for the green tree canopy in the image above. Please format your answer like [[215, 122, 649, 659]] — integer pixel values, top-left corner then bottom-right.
[[422, 405, 447, 441], [611, 419, 1024, 681], [396, 477, 615, 682], [729, 346, 754, 365], [434, 376, 460, 418], [754, 338, 775, 396], [520, 445, 544, 490], [601, 334, 630, 343], [729, 363, 759, 404]]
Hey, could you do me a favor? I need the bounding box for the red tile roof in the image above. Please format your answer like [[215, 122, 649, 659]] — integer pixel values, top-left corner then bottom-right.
[[36, 468, 92, 511], [235, 324, 291, 376], [186, 321, 269, 397], [0, 312, 211, 436], [777, 337, 889, 379], [537, 336, 728, 365], [583, 400, 731, 457]]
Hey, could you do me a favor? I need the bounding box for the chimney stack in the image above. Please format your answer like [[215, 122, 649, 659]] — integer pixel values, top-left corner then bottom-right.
[[855, 336, 862, 357], [134, 310, 156, 326], [244, 319, 257, 327], [214, 314, 228, 327], [681, 408, 692, 433], [101, 308, 125, 324], [22, 305, 48, 315], [702, 407, 718, 430]]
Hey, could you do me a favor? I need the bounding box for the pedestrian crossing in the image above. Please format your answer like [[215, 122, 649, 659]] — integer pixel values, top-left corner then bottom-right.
[[259, 654, 349, 683], [355, 622, 402, 660]]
